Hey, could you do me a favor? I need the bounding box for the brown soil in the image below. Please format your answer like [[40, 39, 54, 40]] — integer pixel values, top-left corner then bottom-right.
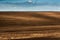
[[0, 12, 60, 40]]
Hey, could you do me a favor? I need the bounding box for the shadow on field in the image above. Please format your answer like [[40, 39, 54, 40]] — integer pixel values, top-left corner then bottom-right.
[[0, 12, 60, 27]]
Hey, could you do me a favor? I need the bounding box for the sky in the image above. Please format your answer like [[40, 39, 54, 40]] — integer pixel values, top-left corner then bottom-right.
[[0, 0, 59, 3], [0, 0, 60, 11]]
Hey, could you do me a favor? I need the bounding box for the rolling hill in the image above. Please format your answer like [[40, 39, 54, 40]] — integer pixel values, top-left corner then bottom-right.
[[0, 12, 60, 40]]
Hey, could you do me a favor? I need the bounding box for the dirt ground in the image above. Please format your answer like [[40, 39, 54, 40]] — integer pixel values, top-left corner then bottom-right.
[[0, 12, 60, 40]]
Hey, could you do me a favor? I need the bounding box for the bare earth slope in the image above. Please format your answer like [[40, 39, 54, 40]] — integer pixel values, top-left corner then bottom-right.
[[0, 12, 60, 40]]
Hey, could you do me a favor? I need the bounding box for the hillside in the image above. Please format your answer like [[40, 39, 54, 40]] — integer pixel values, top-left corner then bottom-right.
[[0, 12, 60, 40]]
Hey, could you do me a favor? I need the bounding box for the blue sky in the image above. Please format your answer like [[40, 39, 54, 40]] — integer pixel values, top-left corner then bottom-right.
[[0, 0, 59, 3], [0, 0, 60, 11]]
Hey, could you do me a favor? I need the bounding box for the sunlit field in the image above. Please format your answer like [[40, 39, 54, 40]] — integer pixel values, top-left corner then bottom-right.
[[0, 12, 60, 40]]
